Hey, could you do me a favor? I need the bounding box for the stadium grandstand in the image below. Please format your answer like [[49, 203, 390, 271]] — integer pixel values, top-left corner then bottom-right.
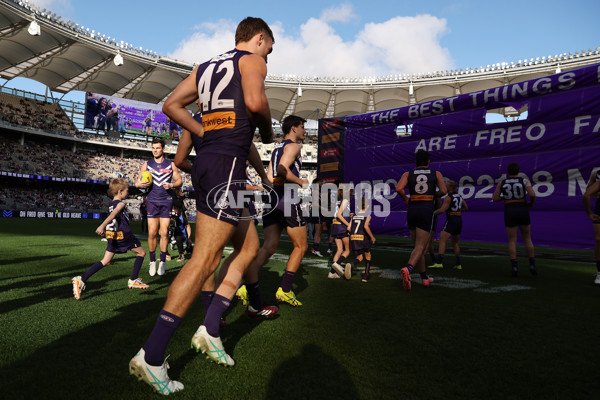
[[0, 0, 599, 220]]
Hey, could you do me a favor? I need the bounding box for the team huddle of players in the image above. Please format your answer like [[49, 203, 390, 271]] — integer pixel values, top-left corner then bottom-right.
[[67, 17, 600, 396]]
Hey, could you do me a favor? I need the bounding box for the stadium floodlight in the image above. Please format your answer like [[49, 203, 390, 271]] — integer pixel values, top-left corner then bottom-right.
[[28, 19, 41, 36], [114, 52, 124, 66], [555, 65, 561, 73], [297, 84, 302, 97]]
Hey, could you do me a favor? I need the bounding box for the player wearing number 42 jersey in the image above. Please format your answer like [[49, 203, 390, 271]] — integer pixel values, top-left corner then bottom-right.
[[131, 17, 275, 395], [493, 162, 537, 277], [396, 150, 447, 290]]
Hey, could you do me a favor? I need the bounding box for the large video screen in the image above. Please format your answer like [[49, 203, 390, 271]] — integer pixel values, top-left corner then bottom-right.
[[84, 92, 182, 139]]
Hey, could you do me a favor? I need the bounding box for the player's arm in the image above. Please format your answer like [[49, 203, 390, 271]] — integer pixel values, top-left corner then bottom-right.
[[492, 181, 503, 202], [524, 179, 535, 208], [135, 162, 150, 188], [278, 144, 308, 186], [96, 202, 125, 235], [395, 172, 409, 205], [162, 66, 204, 138], [336, 198, 351, 227], [266, 159, 274, 183], [168, 162, 183, 189], [365, 215, 376, 243], [434, 196, 451, 216], [248, 142, 270, 188], [239, 54, 274, 144], [461, 198, 469, 212], [346, 213, 355, 231], [436, 171, 447, 197], [583, 181, 600, 222], [174, 129, 194, 173]]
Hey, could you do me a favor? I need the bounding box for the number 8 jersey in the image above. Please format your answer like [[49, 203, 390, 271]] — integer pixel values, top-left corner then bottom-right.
[[195, 49, 255, 158], [408, 168, 438, 208]]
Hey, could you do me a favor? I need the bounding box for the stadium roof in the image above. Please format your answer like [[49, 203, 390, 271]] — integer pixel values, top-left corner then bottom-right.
[[2, 0, 600, 121]]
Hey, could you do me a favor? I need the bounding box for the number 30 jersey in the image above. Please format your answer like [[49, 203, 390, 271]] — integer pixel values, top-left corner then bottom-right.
[[195, 49, 255, 158], [408, 168, 438, 208], [500, 176, 529, 207]]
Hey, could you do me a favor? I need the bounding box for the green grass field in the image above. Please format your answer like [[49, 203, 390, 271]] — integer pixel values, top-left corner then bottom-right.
[[0, 219, 599, 400]]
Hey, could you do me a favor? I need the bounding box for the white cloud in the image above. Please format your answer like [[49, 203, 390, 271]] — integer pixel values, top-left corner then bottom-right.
[[320, 3, 357, 23], [27, 0, 72, 13], [168, 13, 453, 77]]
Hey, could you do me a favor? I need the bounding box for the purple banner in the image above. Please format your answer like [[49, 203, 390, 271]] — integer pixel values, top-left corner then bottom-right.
[[338, 63, 600, 249], [317, 117, 346, 183]]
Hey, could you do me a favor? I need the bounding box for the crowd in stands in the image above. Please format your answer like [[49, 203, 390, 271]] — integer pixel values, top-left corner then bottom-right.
[[0, 92, 78, 135], [0, 184, 108, 212]]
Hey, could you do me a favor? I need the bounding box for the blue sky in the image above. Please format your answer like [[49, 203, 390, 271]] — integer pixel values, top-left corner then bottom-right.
[[4, 0, 600, 102]]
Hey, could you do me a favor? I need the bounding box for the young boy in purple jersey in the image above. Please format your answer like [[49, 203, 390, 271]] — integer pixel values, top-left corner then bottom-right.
[[347, 196, 376, 282], [130, 17, 275, 395], [71, 178, 148, 300], [583, 170, 600, 284], [431, 180, 468, 270], [492, 162, 537, 277]]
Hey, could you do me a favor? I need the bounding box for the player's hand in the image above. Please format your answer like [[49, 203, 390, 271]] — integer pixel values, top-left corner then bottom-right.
[[371, 237, 376, 244], [404, 197, 410, 206], [300, 179, 309, 188], [95, 227, 105, 236], [162, 182, 173, 190], [139, 181, 151, 188], [589, 213, 600, 222]]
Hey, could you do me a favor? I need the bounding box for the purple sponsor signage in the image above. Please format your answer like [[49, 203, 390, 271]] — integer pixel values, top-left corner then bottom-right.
[[338, 63, 600, 249]]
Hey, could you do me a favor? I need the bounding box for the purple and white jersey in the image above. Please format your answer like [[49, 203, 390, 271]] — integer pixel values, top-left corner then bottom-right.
[[146, 158, 173, 202], [195, 49, 255, 158], [105, 200, 133, 239], [271, 139, 302, 187]]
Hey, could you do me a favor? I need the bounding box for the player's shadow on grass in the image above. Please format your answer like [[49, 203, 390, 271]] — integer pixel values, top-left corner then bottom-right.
[[0, 253, 69, 267], [266, 343, 359, 400]]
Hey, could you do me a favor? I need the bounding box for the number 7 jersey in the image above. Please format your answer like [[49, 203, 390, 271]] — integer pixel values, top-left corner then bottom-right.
[[195, 49, 255, 158]]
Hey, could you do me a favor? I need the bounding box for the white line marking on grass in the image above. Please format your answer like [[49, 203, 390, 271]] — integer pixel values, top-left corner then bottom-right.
[[226, 246, 534, 293]]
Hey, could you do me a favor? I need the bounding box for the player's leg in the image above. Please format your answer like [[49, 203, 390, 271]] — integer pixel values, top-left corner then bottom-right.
[[275, 224, 308, 306], [451, 234, 462, 269], [506, 226, 519, 276], [341, 236, 352, 279], [519, 224, 537, 275], [431, 230, 450, 268], [72, 250, 115, 299], [137, 213, 235, 375], [193, 212, 263, 361], [128, 246, 149, 289], [147, 217, 159, 275], [157, 217, 171, 275], [311, 222, 323, 256], [331, 237, 346, 276]]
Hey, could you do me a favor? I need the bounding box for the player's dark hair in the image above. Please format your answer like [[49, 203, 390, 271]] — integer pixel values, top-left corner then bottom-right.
[[235, 17, 274, 44], [507, 162, 520, 175], [282, 115, 306, 135], [108, 178, 128, 197], [415, 150, 430, 167], [152, 137, 165, 148]]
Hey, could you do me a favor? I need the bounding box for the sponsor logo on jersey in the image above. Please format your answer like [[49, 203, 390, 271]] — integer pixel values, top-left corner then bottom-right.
[[202, 111, 236, 132], [105, 231, 124, 240], [351, 234, 364, 241]]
